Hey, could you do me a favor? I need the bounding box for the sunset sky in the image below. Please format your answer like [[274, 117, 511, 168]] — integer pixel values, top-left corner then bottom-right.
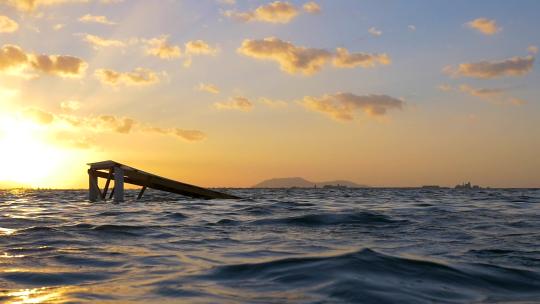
[[0, 0, 539, 188]]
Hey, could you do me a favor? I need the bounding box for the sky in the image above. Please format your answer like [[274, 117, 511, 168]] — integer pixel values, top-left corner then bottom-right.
[[0, 0, 539, 188]]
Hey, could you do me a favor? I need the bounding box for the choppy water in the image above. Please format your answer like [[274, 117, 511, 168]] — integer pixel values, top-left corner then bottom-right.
[[1, 188, 539, 303]]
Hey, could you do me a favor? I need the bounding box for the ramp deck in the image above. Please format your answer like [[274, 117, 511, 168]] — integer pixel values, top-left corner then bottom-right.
[[87, 160, 239, 202]]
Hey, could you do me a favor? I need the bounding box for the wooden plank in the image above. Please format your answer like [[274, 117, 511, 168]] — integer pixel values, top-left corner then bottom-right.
[[92, 168, 238, 199]]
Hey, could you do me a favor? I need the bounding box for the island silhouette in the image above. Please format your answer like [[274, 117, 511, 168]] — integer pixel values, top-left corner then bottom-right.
[[253, 177, 367, 188]]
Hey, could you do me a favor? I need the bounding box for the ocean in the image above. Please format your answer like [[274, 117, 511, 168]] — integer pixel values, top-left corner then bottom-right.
[[0, 188, 539, 303]]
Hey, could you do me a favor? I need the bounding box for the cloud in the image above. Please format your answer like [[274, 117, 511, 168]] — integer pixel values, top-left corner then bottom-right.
[[79, 14, 115, 25], [95, 68, 160, 86], [217, 0, 235, 4], [368, 27, 382, 37], [302, 2, 320, 14], [238, 37, 390, 75], [408, 25, 416, 31], [214, 96, 254, 111], [0, 44, 87, 78], [437, 84, 452, 92], [0, 45, 28, 73], [528, 45, 539, 55], [466, 18, 501, 35], [20, 108, 207, 144], [444, 56, 535, 79], [302, 93, 404, 121], [0, 15, 18, 33], [183, 40, 218, 67], [185, 40, 218, 55], [23, 108, 55, 124], [238, 37, 331, 75], [53, 23, 65, 30], [459, 84, 526, 106], [0, 0, 89, 12], [333, 47, 390, 68], [196, 83, 220, 94], [144, 35, 181, 59], [60, 100, 81, 112], [224, 1, 299, 24], [259, 97, 287, 108], [83, 34, 125, 48]]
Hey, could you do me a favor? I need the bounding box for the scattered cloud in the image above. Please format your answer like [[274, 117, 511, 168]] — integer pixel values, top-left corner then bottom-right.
[[408, 25, 416, 31], [0, 0, 89, 12], [302, 93, 404, 121], [185, 40, 218, 55], [217, 0, 235, 4], [444, 55, 535, 79], [53, 23, 65, 30], [333, 48, 390, 68], [79, 14, 116, 25], [144, 35, 181, 59], [214, 96, 254, 111], [0, 44, 87, 78], [238, 37, 390, 75], [95, 68, 160, 86], [20, 107, 206, 144], [368, 27, 382, 37], [259, 97, 288, 108], [0, 15, 18, 33], [196, 83, 220, 94], [528, 45, 538, 55], [83, 34, 125, 48], [238, 37, 332, 75], [303, 2, 320, 14], [60, 100, 81, 112], [440, 84, 527, 106], [466, 18, 501, 35], [224, 1, 299, 24], [183, 40, 218, 67]]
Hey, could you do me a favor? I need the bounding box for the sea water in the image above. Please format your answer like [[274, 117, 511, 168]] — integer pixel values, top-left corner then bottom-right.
[[0, 188, 539, 303]]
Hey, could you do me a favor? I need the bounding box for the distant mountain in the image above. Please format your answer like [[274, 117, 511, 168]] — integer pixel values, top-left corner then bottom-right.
[[253, 177, 367, 188]]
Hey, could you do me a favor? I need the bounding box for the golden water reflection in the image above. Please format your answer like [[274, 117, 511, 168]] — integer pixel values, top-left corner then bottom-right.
[[1, 287, 67, 304]]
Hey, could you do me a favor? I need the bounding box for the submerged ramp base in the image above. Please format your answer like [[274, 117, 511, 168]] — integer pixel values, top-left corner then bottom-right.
[[87, 160, 239, 202]]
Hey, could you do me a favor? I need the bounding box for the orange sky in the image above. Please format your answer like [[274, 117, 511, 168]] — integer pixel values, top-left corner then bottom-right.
[[0, 0, 539, 188]]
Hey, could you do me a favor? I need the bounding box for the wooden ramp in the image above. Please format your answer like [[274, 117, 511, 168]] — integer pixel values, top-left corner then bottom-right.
[[87, 160, 239, 202]]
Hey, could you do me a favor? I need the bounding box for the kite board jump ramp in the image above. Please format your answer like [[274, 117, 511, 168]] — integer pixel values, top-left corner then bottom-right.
[[87, 160, 239, 202]]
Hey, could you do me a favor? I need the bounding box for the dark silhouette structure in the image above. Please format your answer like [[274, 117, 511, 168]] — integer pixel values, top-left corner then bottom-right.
[[87, 160, 239, 202]]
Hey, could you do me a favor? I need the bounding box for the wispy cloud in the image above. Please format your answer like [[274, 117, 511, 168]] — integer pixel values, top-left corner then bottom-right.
[[368, 27, 382, 37], [303, 2, 321, 14], [223, 1, 299, 24], [466, 18, 501, 35], [79, 14, 116, 25], [95, 68, 160, 86], [83, 34, 125, 49], [444, 55, 534, 79], [144, 35, 181, 59], [302, 93, 404, 121], [196, 83, 220, 94], [0, 15, 18, 33], [440, 84, 527, 106], [214, 96, 254, 111]]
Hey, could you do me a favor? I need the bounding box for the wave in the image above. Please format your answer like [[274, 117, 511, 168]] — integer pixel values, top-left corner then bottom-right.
[[204, 248, 540, 303], [252, 211, 405, 226]]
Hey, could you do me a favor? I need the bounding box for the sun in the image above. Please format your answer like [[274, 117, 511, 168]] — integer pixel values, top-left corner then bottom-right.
[[0, 115, 67, 187]]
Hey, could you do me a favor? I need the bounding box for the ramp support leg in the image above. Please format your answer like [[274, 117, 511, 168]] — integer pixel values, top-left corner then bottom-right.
[[113, 167, 124, 202], [89, 170, 100, 202]]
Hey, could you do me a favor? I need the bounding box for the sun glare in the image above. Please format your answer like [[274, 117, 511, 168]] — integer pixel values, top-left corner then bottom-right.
[[0, 115, 68, 187]]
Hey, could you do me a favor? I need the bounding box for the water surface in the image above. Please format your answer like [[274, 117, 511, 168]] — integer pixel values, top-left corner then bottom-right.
[[1, 188, 539, 303]]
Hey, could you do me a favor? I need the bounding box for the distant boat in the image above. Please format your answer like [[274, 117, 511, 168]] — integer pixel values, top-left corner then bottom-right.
[[322, 184, 348, 190], [454, 182, 482, 190]]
